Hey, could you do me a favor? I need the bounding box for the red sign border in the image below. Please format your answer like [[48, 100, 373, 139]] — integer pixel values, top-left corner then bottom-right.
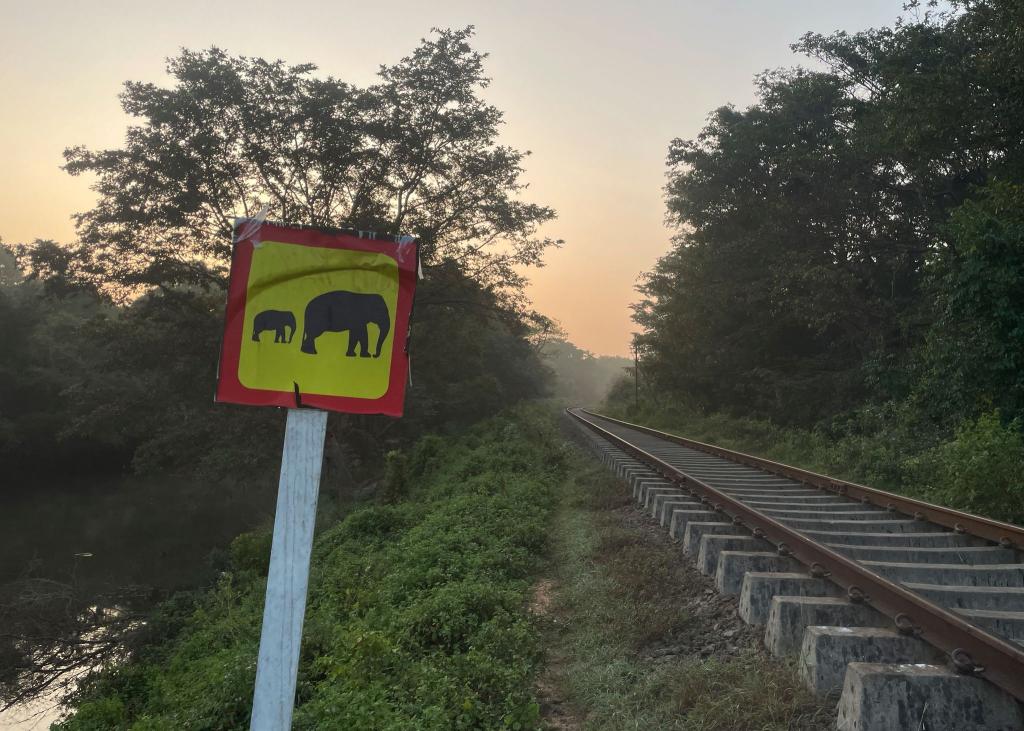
[[215, 220, 417, 416]]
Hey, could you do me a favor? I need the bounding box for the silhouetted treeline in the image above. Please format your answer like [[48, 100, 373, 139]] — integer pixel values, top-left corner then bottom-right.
[[1, 27, 558, 488], [633, 0, 1024, 431], [1, 247, 549, 485]]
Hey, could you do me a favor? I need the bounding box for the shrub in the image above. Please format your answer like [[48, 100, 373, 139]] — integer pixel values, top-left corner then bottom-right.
[[228, 531, 271, 576], [904, 411, 1024, 523]]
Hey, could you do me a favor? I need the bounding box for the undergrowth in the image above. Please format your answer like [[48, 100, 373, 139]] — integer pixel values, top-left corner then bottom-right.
[[56, 405, 567, 730]]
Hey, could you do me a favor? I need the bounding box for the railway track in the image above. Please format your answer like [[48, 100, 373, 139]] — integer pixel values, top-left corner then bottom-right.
[[568, 407, 1024, 730]]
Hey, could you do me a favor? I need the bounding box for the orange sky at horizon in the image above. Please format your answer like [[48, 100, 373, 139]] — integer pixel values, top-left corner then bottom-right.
[[1, 0, 909, 356]]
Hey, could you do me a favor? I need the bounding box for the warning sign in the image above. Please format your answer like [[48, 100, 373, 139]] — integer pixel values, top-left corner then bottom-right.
[[216, 219, 417, 416]]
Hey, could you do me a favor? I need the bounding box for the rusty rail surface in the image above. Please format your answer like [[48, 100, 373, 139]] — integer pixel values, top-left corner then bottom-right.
[[567, 407, 1024, 703], [580, 409, 1024, 548]]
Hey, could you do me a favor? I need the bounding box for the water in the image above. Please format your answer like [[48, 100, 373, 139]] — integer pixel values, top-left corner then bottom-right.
[[0, 473, 278, 728], [0, 475, 275, 590]]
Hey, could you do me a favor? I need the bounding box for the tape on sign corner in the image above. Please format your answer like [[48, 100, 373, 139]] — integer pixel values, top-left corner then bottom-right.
[[238, 206, 271, 247], [394, 235, 422, 280]]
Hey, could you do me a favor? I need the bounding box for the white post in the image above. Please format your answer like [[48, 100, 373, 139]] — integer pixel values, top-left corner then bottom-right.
[[250, 408, 328, 730]]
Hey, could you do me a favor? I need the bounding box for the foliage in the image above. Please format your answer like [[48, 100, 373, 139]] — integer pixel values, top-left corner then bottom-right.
[[634, 0, 1024, 429], [604, 388, 1024, 526], [0, 245, 130, 475], [1, 30, 560, 715], [53, 406, 566, 730], [3, 28, 558, 485], [913, 181, 1024, 424], [380, 450, 410, 503], [621, 0, 1024, 526], [0, 261, 284, 482], [407, 268, 551, 434], [55, 28, 558, 309], [906, 411, 1024, 524]]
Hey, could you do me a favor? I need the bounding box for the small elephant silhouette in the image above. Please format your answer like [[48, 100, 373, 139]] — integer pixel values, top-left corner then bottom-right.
[[252, 310, 296, 344], [300, 291, 391, 358]]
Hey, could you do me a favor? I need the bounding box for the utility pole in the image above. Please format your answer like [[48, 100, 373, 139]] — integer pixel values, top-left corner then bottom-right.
[[632, 339, 639, 410]]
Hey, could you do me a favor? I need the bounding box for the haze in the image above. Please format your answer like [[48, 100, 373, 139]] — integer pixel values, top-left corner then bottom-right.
[[1, 0, 905, 356]]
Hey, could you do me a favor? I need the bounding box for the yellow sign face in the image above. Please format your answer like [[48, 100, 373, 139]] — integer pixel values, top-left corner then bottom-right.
[[237, 240, 399, 400]]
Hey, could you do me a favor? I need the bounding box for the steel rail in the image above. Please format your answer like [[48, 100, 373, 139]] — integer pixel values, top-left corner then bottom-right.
[[567, 407, 1024, 703], [580, 409, 1024, 549]]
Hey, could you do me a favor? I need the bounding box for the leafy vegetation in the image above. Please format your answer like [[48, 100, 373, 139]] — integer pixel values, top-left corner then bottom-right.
[[625, 0, 1024, 523], [4, 27, 558, 487], [603, 398, 1024, 527], [54, 406, 565, 730], [54, 28, 557, 303], [635, 0, 1024, 426]]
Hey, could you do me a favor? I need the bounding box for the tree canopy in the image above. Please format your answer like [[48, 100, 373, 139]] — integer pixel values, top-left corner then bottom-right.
[[634, 0, 1024, 428], [56, 27, 558, 309], [5, 27, 561, 483]]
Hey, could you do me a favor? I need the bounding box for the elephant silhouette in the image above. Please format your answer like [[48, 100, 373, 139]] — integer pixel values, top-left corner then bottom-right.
[[252, 310, 296, 343], [300, 291, 391, 358]]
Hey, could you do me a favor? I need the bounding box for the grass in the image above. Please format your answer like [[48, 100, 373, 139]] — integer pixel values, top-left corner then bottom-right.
[[55, 405, 568, 730], [539, 427, 834, 730]]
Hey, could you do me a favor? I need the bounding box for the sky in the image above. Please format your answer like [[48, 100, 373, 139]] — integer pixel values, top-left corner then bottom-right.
[[1, 0, 909, 356]]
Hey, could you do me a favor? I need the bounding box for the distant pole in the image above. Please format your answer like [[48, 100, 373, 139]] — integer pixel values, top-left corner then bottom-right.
[[633, 343, 639, 410], [250, 408, 328, 730]]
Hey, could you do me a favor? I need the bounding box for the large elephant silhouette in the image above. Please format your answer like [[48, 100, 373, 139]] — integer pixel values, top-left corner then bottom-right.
[[252, 310, 296, 343], [300, 291, 391, 358]]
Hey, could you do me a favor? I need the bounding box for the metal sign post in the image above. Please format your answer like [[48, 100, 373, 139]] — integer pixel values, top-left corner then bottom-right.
[[249, 408, 328, 730], [214, 219, 418, 728]]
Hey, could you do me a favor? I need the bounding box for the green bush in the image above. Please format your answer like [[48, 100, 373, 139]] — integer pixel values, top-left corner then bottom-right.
[[905, 411, 1024, 523], [227, 531, 271, 576], [56, 405, 564, 730], [381, 450, 410, 503]]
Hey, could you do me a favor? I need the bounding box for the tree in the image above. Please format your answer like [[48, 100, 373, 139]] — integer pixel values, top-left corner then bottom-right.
[[2, 30, 561, 711], [640, 68, 919, 422], [0, 243, 20, 286], [634, 0, 1024, 425], [0, 247, 125, 477], [914, 182, 1024, 424], [538, 336, 630, 407], [58, 27, 558, 307]]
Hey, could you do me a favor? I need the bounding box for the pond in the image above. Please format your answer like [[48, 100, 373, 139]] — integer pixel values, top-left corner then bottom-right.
[[0, 475, 277, 591], [0, 473, 278, 729]]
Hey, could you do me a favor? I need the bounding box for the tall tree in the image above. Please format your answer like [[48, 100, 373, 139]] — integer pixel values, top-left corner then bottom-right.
[[635, 0, 1024, 425], [639, 68, 921, 421], [58, 27, 558, 307], [914, 182, 1024, 424]]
